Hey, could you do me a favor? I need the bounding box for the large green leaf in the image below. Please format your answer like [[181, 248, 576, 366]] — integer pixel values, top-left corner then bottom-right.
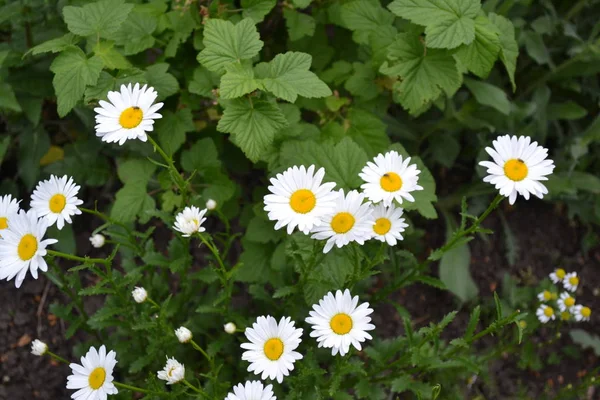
[[180, 138, 221, 173], [111, 182, 156, 223], [63, 0, 133, 38], [111, 11, 157, 55], [220, 62, 261, 99], [489, 13, 518, 91], [341, 0, 394, 44], [345, 108, 390, 156], [454, 15, 501, 79], [241, 0, 276, 23], [145, 63, 179, 100], [464, 78, 510, 115], [283, 9, 316, 41], [156, 109, 195, 155]]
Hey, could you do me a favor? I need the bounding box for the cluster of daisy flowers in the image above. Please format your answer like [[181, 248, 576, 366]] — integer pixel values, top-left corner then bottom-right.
[[536, 268, 592, 323]]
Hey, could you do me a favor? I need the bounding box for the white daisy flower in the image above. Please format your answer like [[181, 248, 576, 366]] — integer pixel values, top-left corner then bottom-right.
[[31, 339, 48, 356], [30, 175, 83, 230], [549, 268, 566, 284], [241, 315, 303, 383], [94, 83, 164, 145], [89, 234, 105, 248], [226, 381, 276, 400], [173, 206, 207, 237], [224, 322, 237, 334], [157, 357, 185, 384], [557, 292, 576, 312], [175, 326, 193, 343], [536, 304, 555, 323], [478, 135, 555, 205], [263, 165, 337, 235], [369, 203, 408, 246], [66, 345, 118, 400], [0, 209, 57, 288], [0, 194, 20, 234], [305, 289, 375, 356], [563, 272, 579, 292], [131, 287, 147, 303], [310, 189, 374, 253], [537, 290, 552, 302], [359, 151, 423, 206], [572, 305, 591, 322]]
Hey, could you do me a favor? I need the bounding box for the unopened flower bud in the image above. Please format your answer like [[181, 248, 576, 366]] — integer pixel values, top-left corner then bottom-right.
[[31, 339, 48, 356], [224, 322, 236, 334], [175, 326, 193, 343], [132, 286, 147, 303], [89, 233, 105, 248], [206, 199, 217, 210]]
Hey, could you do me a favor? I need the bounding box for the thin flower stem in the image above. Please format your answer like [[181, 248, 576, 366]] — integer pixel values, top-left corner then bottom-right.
[[182, 379, 209, 398], [190, 339, 212, 364], [47, 249, 109, 266], [113, 381, 166, 396], [47, 351, 69, 364], [146, 134, 188, 198], [147, 297, 161, 309], [197, 233, 228, 279]]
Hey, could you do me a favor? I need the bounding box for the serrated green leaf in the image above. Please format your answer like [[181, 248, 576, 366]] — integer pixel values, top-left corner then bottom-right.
[[94, 41, 131, 70], [218, 98, 288, 162], [111, 182, 156, 223], [164, 10, 196, 58], [273, 286, 297, 298], [246, 216, 284, 243], [344, 62, 381, 101], [254, 52, 332, 102], [283, 9, 316, 41], [220, 62, 261, 99], [341, 0, 394, 44], [292, 0, 312, 8], [63, 0, 133, 38], [111, 11, 157, 55], [50, 47, 103, 117], [242, 0, 276, 23], [197, 18, 264, 74], [117, 158, 156, 185], [27, 33, 80, 56], [488, 13, 518, 91], [0, 83, 21, 112], [189, 66, 220, 98], [346, 108, 390, 156], [464, 78, 510, 115], [180, 138, 221, 173], [145, 63, 178, 100], [388, 0, 480, 49], [454, 15, 501, 79], [156, 109, 195, 155], [464, 305, 480, 339]]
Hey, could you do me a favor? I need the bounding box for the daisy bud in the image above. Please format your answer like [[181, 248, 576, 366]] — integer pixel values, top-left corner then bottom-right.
[[132, 287, 147, 303], [31, 339, 48, 356], [175, 327, 193, 343], [157, 357, 185, 384], [224, 322, 236, 334], [206, 199, 217, 210], [89, 233, 105, 248]]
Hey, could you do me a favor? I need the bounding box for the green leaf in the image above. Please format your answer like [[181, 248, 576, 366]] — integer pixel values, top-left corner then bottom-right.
[[382, 32, 461, 115], [50, 47, 103, 117], [94, 41, 131, 70], [292, 0, 312, 8], [242, 0, 276, 23], [388, 0, 481, 49], [197, 18, 264, 74], [111, 11, 157, 55], [523, 31, 550, 66], [344, 62, 381, 101], [345, 108, 390, 156], [464, 305, 480, 340], [111, 182, 156, 223], [220, 62, 261, 99], [569, 329, 600, 356], [235, 239, 274, 283], [0, 82, 21, 112], [156, 109, 195, 155], [217, 98, 288, 162], [246, 216, 284, 243], [27, 33, 80, 56], [164, 10, 196, 58], [254, 52, 332, 102], [188, 66, 220, 98], [547, 101, 587, 120], [283, 9, 316, 41], [180, 138, 221, 173], [145, 63, 179, 100], [280, 137, 368, 190], [464, 78, 510, 115], [454, 15, 501, 79], [63, 0, 134, 38], [117, 158, 156, 185], [488, 13, 518, 91], [341, 0, 394, 44]]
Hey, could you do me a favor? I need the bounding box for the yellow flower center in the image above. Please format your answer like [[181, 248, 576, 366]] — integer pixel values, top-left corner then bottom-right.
[[0, 216, 7, 230], [503, 159, 528, 181], [565, 297, 575, 307], [88, 367, 106, 390], [49, 193, 66, 213], [330, 313, 353, 335], [168, 367, 177, 377], [569, 276, 579, 286], [555, 268, 566, 279], [18, 234, 38, 261], [289, 189, 316, 214], [263, 338, 284, 361], [373, 218, 391, 235], [119, 106, 144, 129], [581, 307, 591, 318], [518, 320, 527, 329], [380, 172, 402, 192], [561, 311, 571, 321], [544, 307, 554, 317], [331, 212, 355, 234], [542, 291, 552, 301]]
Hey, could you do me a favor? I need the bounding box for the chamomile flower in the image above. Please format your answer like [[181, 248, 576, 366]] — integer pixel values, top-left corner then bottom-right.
[[0, 209, 57, 288], [131, 287, 147, 303], [537, 290, 552, 302], [66, 345, 118, 400], [241, 316, 303, 383], [226, 381, 276, 400], [557, 292, 576, 312], [563, 272, 579, 292], [572, 305, 591, 322], [30, 175, 83, 230], [549, 268, 566, 284], [157, 357, 185, 384], [263, 165, 337, 235], [94, 83, 163, 145], [359, 151, 423, 206], [31, 339, 48, 356], [536, 304, 555, 323], [173, 206, 207, 237], [175, 327, 193, 343], [478, 135, 555, 205], [369, 203, 408, 246], [310, 189, 374, 253], [305, 289, 375, 356], [89, 234, 105, 248], [0, 194, 20, 234]]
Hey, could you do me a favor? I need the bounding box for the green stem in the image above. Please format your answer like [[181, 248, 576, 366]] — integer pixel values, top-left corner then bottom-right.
[[146, 135, 188, 199], [182, 379, 209, 398], [47, 351, 69, 364], [47, 249, 109, 266], [190, 339, 212, 363], [197, 233, 228, 281], [113, 381, 166, 396]]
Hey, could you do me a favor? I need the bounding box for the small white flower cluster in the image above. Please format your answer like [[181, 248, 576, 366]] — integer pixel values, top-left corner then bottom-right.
[[264, 151, 417, 253], [536, 268, 591, 323]]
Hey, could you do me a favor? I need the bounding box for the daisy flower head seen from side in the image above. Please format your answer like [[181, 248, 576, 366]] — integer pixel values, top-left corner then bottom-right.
[[549, 268, 566, 284], [359, 150, 423, 206], [0, 194, 20, 234], [572, 305, 591, 322], [173, 206, 207, 237], [563, 272, 579, 292], [369, 203, 408, 246], [478, 135, 555, 205], [226, 381, 276, 400], [94, 83, 163, 145], [30, 175, 83, 230], [0, 209, 57, 288], [241, 315, 303, 383], [157, 357, 185, 384], [305, 289, 375, 356], [66, 345, 118, 400], [310, 189, 374, 254], [557, 292, 576, 312], [536, 304, 555, 323], [537, 290, 552, 302], [264, 165, 337, 235]]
